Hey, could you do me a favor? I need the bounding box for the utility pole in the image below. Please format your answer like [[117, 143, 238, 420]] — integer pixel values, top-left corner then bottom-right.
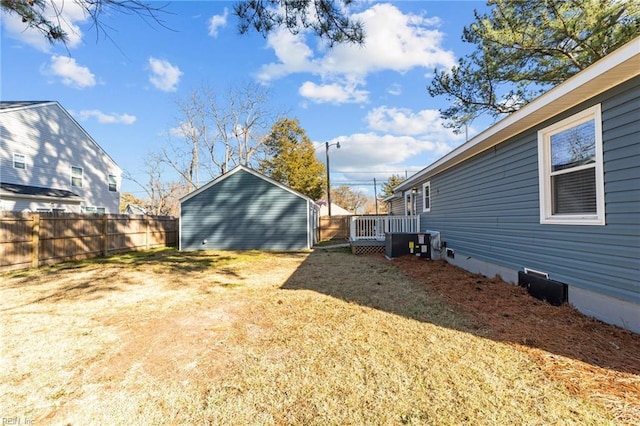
[[325, 141, 340, 216], [374, 177, 378, 215]]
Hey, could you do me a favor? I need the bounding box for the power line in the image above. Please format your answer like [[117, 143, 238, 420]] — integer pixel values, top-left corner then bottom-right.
[[332, 181, 379, 186], [333, 169, 419, 174]]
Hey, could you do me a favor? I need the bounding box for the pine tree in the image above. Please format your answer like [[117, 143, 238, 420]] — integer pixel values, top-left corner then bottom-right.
[[428, 0, 640, 131], [260, 118, 326, 200], [381, 174, 406, 197]]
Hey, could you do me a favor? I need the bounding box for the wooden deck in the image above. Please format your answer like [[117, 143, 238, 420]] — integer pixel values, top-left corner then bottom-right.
[[349, 215, 419, 254]]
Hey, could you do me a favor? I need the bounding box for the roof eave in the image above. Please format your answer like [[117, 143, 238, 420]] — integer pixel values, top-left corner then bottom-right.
[[0, 192, 84, 203], [396, 36, 640, 192], [382, 193, 402, 202]]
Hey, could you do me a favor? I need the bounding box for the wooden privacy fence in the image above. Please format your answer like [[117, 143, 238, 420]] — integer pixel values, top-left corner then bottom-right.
[[0, 212, 178, 272], [319, 215, 352, 241]]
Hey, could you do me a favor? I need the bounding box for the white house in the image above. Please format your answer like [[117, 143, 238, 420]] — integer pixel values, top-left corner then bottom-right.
[[0, 101, 122, 213], [317, 200, 353, 217]]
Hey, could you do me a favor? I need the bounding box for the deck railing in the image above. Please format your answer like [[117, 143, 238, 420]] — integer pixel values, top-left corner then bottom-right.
[[349, 215, 420, 241]]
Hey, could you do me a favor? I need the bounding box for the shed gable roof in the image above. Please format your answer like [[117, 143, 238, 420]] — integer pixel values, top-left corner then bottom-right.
[[396, 36, 640, 192], [179, 165, 317, 205]]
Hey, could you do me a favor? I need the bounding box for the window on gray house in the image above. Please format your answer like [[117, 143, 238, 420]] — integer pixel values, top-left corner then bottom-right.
[[422, 181, 431, 212], [537, 104, 604, 225]]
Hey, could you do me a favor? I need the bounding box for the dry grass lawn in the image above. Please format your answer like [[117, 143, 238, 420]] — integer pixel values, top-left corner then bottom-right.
[[1, 247, 638, 425]]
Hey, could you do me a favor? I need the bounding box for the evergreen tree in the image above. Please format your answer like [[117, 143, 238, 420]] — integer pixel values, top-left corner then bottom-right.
[[234, 0, 364, 47], [1, 0, 166, 45], [2, 0, 362, 48], [381, 174, 406, 197], [260, 118, 326, 200], [428, 0, 640, 131]]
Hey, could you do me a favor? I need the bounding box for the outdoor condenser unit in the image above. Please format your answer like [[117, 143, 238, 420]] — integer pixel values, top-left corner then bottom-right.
[[385, 232, 441, 260]]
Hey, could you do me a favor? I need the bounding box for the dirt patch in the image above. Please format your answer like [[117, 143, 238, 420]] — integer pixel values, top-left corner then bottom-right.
[[390, 254, 640, 423]]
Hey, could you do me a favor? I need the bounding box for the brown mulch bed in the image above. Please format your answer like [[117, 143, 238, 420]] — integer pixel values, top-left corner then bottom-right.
[[390, 255, 640, 424]]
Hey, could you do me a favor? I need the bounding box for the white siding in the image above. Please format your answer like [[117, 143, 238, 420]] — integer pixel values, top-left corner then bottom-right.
[[0, 102, 121, 213]]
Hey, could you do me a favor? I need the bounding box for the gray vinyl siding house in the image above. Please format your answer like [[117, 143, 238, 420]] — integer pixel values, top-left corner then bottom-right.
[[0, 101, 121, 213], [180, 166, 319, 251], [390, 38, 640, 333]]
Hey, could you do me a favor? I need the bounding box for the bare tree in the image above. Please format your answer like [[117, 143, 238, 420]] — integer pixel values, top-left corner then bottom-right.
[[164, 82, 281, 190], [160, 91, 207, 192], [331, 185, 370, 214], [124, 153, 187, 217]]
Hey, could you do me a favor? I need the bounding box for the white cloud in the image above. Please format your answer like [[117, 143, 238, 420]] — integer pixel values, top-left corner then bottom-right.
[[366, 107, 447, 136], [323, 132, 452, 170], [257, 3, 455, 105], [1, 1, 87, 52], [148, 57, 182, 92], [387, 84, 402, 96], [299, 81, 369, 104], [315, 104, 467, 182], [167, 121, 195, 138], [338, 4, 454, 74], [208, 8, 229, 37], [168, 126, 184, 138], [256, 29, 316, 81], [77, 110, 136, 125], [45, 55, 96, 88]]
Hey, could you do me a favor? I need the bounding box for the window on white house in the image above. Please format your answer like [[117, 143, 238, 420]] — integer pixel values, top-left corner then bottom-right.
[[71, 166, 83, 188], [108, 174, 117, 192], [537, 104, 605, 225], [422, 182, 431, 212], [13, 153, 26, 169], [83, 206, 105, 214]]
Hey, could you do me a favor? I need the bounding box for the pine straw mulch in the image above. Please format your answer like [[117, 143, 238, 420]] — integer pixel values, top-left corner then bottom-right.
[[388, 255, 640, 424]]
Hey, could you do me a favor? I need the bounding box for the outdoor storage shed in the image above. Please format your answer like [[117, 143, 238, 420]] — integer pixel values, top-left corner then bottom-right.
[[179, 165, 318, 251]]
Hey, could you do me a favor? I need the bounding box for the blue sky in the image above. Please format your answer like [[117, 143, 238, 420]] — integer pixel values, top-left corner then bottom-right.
[[1, 1, 490, 198]]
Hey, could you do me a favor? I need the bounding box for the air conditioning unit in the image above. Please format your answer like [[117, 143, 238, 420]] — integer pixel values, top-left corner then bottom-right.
[[385, 231, 442, 260]]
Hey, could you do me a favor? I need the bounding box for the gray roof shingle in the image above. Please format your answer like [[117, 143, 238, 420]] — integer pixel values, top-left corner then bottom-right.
[[0, 182, 81, 199]]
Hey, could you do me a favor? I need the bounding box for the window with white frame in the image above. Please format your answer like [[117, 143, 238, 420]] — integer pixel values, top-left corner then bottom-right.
[[71, 166, 83, 188], [13, 153, 26, 169], [422, 181, 431, 212], [404, 191, 414, 216], [83, 206, 105, 214], [537, 104, 605, 225], [108, 174, 118, 192]]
